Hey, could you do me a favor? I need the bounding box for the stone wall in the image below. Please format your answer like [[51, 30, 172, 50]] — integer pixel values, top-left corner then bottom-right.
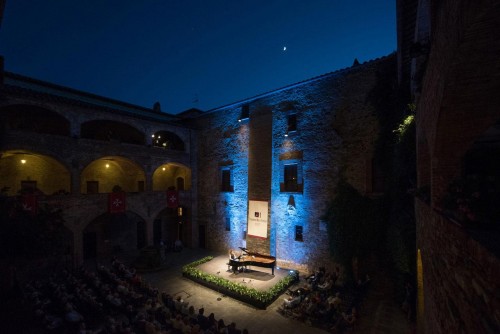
[[197, 54, 397, 271], [413, 1, 500, 331], [415, 0, 500, 203], [0, 79, 197, 265], [416, 199, 500, 333]]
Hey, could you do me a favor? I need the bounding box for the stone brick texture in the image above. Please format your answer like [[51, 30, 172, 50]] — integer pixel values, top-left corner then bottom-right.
[[416, 200, 500, 333], [0, 82, 196, 265], [413, 0, 500, 332], [196, 55, 396, 272]]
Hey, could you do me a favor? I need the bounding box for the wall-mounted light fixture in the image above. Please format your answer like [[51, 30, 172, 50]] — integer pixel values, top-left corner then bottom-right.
[[238, 104, 250, 122], [105, 163, 110, 168], [20, 159, 26, 164]]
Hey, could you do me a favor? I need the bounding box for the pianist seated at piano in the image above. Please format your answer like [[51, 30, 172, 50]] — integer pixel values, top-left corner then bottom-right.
[[228, 247, 277, 275], [229, 249, 237, 260]]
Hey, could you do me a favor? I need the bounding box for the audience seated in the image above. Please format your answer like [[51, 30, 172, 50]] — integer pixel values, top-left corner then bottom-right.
[[283, 294, 302, 310], [23, 255, 368, 334], [24, 256, 254, 334], [278, 264, 369, 332]]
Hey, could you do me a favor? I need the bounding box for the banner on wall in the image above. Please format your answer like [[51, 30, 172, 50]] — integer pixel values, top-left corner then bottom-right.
[[21, 194, 38, 216], [108, 192, 126, 214], [166, 190, 179, 208], [247, 200, 268, 239]]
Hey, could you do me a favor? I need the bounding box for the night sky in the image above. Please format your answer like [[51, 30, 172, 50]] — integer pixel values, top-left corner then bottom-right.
[[0, 0, 396, 114]]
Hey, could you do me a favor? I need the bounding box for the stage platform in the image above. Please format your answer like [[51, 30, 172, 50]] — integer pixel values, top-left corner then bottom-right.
[[195, 254, 291, 292]]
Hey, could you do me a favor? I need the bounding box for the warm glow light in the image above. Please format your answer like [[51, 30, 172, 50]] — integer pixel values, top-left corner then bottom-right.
[[105, 164, 110, 168], [151, 134, 155, 137], [162, 167, 166, 171], [20, 159, 26, 164]]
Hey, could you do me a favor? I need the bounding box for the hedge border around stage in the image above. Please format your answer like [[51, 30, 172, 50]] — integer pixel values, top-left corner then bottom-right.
[[182, 256, 297, 309]]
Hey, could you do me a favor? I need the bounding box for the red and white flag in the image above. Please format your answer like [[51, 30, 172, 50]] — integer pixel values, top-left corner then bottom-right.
[[21, 194, 38, 215], [166, 190, 179, 208], [108, 192, 126, 213]]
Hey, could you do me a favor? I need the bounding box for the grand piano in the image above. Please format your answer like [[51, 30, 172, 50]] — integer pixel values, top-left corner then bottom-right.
[[229, 247, 277, 275]]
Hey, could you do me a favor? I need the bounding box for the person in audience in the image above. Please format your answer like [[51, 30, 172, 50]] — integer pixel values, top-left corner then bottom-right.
[[174, 296, 184, 312], [283, 293, 302, 309], [227, 322, 241, 334], [328, 292, 342, 312], [172, 313, 183, 332], [188, 305, 197, 323], [181, 315, 192, 333], [318, 275, 334, 292], [64, 303, 84, 323], [331, 307, 357, 332], [208, 312, 218, 331], [197, 307, 209, 330], [218, 318, 227, 334]]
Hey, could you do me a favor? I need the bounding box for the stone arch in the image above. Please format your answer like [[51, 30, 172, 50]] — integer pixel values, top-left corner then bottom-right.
[[152, 206, 190, 249], [151, 130, 185, 151], [0, 150, 71, 196], [0, 104, 71, 136], [81, 119, 145, 145], [152, 162, 191, 191], [80, 156, 146, 193], [82, 210, 147, 260]]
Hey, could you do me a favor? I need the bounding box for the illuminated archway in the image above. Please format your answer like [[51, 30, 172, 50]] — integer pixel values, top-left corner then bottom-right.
[[151, 131, 185, 151], [0, 150, 71, 196], [81, 156, 145, 193], [152, 163, 191, 191]]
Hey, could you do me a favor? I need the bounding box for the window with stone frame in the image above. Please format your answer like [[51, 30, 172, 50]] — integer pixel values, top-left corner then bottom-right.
[[221, 169, 233, 192], [284, 164, 299, 192], [225, 217, 231, 231], [287, 114, 297, 133], [295, 225, 303, 242], [279, 151, 303, 193]]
